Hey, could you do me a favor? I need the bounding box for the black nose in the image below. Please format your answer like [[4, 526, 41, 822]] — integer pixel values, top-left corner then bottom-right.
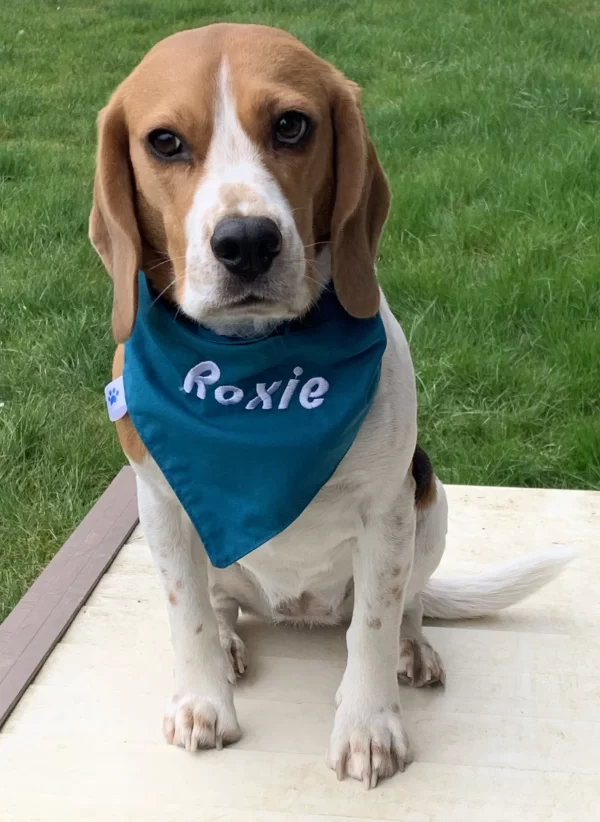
[[210, 217, 282, 280]]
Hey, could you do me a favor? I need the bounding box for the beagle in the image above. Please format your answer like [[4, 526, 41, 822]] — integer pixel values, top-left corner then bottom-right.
[[90, 24, 574, 788]]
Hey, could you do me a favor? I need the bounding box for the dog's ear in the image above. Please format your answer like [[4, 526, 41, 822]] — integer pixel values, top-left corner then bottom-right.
[[329, 77, 390, 318], [89, 95, 141, 343]]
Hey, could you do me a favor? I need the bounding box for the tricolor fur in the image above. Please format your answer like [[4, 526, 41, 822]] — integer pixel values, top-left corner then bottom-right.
[[90, 24, 574, 789]]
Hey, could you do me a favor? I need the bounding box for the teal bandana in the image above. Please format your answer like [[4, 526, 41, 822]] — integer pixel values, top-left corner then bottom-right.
[[117, 274, 387, 568]]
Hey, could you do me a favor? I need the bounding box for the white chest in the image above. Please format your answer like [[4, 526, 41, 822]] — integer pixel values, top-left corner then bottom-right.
[[237, 483, 361, 621]]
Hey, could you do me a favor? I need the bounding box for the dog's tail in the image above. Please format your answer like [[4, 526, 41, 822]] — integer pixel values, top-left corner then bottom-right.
[[421, 546, 577, 620]]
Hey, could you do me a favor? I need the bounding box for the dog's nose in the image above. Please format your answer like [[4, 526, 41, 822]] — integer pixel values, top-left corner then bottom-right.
[[210, 217, 282, 280]]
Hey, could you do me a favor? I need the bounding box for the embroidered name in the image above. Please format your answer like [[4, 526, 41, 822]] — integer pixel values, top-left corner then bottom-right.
[[182, 362, 329, 410]]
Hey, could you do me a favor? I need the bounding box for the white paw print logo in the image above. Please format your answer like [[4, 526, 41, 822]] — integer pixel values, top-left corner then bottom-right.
[[105, 378, 126, 421]]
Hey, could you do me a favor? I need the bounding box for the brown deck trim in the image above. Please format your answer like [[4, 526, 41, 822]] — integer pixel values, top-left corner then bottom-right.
[[0, 466, 138, 729]]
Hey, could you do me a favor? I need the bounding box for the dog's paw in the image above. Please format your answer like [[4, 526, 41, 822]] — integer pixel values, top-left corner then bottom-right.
[[163, 693, 241, 751], [398, 638, 446, 687], [219, 630, 248, 683], [326, 703, 412, 789]]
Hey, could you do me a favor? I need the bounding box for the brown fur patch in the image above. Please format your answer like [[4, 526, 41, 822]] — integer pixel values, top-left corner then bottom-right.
[[371, 743, 388, 764], [408, 639, 423, 683], [275, 591, 333, 619], [218, 182, 261, 212], [195, 624, 203, 634], [194, 715, 214, 732], [175, 579, 184, 590], [168, 592, 178, 606], [412, 445, 437, 510], [274, 601, 294, 616], [367, 617, 382, 629], [91, 24, 391, 348], [112, 346, 147, 463]]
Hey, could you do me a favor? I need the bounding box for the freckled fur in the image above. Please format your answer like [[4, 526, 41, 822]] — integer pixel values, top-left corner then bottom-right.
[[91, 22, 576, 789]]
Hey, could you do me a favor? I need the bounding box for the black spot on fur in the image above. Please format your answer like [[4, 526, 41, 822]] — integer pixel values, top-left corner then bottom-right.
[[412, 445, 434, 506]]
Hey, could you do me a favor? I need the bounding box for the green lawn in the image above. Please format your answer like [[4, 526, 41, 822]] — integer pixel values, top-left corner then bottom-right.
[[1, 0, 599, 621]]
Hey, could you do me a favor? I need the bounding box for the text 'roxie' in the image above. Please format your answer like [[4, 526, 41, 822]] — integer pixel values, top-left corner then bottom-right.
[[182, 361, 329, 410]]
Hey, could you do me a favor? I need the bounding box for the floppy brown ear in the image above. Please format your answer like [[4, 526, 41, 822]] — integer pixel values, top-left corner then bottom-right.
[[89, 95, 141, 343], [329, 78, 391, 318]]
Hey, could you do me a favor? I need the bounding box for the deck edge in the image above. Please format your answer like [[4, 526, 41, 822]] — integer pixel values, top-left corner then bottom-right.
[[0, 467, 139, 729]]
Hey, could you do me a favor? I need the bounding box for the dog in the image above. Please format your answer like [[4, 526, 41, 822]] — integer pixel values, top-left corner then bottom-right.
[[90, 23, 574, 788]]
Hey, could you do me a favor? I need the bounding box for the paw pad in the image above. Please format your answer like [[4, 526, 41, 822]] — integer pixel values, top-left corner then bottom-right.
[[108, 387, 119, 405]]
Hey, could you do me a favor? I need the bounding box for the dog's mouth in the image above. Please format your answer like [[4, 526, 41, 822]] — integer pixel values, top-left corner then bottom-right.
[[228, 295, 277, 308], [196, 294, 299, 338], [214, 283, 302, 317], [216, 295, 287, 315], [197, 292, 300, 333]]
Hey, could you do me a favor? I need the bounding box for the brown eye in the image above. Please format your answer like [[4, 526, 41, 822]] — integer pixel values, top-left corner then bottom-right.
[[273, 111, 311, 147], [147, 129, 186, 160]]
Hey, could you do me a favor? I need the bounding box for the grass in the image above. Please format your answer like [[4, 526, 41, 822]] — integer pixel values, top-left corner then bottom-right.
[[1, 0, 599, 621]]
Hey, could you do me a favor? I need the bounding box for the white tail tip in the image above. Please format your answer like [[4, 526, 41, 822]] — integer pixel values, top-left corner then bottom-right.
[[421, 546, 578, 620]]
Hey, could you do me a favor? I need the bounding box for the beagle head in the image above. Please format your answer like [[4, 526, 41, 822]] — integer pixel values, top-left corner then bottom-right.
[[90, 24, 390, 341]]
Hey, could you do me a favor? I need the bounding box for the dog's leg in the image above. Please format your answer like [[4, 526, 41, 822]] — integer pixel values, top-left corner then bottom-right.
[[210, 580, 248, 679], [396, 479, 447, 687], [136, 469, 241, 751], [208, 562, 271, 679], [327, 484, 414, 788], [398, 596, 446, 687]]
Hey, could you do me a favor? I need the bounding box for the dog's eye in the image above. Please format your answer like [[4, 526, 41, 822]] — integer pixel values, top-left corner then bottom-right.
[[147, 129, 186, 160], [273, 111, 311, 147]]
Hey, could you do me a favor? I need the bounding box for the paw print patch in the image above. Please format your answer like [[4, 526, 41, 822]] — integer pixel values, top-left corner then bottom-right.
[[104, 376, 127, 422]]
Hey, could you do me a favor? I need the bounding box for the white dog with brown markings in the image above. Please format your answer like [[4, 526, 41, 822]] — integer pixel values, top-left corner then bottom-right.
[[90, 23, 574, 788]]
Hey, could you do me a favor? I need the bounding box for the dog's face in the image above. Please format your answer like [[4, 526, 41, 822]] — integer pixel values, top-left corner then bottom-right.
[[90, 24, 390, 341]]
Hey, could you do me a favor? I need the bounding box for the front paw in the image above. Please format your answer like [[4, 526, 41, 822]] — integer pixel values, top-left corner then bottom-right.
[[398, 638, 446, 687], [163, 693, 241, 751], [326, 702, 412, 789], [219, 630, 248, 683]]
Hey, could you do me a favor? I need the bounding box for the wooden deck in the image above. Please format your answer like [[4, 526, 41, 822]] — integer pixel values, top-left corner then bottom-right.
[[1, 484, 599, 821]]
